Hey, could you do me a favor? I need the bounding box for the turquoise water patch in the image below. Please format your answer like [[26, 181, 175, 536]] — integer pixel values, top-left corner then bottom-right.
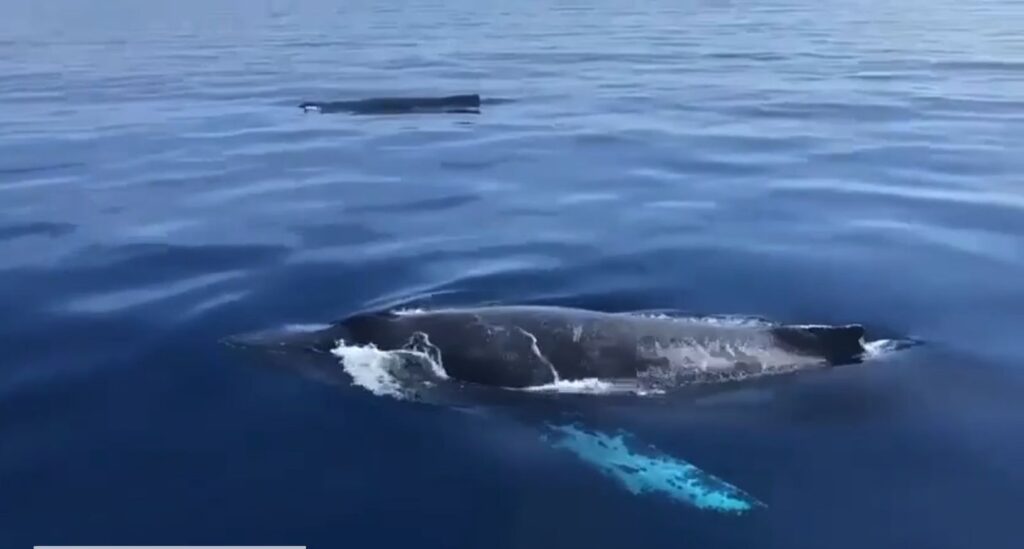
[[545, 424, 762, 513]]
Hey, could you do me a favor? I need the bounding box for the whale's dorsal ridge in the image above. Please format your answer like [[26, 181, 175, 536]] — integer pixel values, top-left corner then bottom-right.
[[298, 93, 482, 115]]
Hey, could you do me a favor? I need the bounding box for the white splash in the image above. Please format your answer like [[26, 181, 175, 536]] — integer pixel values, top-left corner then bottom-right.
[[524, 378, 614, 394], [523, 378, 665, 396], [329, 339, 448, 400], [330, 342, 405, 398], [863, 338, 905, 358], [392, 308, 427, 316]]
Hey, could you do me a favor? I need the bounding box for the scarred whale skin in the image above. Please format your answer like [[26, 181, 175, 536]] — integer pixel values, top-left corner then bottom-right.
[[235, 306, 868, 390]]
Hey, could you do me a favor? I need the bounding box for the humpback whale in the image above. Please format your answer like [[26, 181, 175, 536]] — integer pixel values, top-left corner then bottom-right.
[[230, 305, 870, 392], [299, 94, 482, 115], [226, 305, 908, 514]]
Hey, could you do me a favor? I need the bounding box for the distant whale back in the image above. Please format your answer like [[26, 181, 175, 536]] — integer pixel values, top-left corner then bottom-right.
[[299, 94, 482, 114]]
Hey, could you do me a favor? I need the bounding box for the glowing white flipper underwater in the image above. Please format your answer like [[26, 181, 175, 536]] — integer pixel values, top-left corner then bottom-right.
[[544, 424, 763, 513]]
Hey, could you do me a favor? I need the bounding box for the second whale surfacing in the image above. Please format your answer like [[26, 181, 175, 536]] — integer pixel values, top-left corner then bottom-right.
[[299, 93, 482, 115]]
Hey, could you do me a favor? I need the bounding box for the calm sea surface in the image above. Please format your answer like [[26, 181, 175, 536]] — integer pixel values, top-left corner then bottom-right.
[[2, 1, 1023, 547]]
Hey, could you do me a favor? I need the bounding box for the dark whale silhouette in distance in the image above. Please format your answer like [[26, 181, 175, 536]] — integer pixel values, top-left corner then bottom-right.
[[228, 305, 872, 391], [299, 94, 482, 115]]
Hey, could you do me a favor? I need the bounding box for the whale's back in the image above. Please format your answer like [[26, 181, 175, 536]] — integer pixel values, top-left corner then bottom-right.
[[332, 306, 867, 389]]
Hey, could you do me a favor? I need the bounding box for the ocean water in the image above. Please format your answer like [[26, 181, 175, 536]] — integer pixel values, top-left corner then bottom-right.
[[2, 0, 1023, 547]]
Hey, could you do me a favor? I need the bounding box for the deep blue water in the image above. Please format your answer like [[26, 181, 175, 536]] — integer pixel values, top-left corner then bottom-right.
[[3, 0, 1024, 547]]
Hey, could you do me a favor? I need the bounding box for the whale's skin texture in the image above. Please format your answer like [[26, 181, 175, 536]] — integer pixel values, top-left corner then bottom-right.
[[308, 306, 867, 389]]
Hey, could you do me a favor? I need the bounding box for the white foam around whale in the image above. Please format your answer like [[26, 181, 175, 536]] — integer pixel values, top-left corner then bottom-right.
[[330, 340, 449, 400], [864, 338, 903, 357], [524, 378, 618, 394], [526, 378, 668, 396], [330, 343, 407, 398]]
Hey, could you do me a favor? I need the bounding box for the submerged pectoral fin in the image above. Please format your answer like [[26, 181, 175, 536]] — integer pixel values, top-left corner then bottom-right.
[[542, 423, 763, 513]]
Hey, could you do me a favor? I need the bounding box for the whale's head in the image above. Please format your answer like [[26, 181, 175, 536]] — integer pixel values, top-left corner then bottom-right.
[[223, 317, 469, 404], [222, 323, 347, 354]]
